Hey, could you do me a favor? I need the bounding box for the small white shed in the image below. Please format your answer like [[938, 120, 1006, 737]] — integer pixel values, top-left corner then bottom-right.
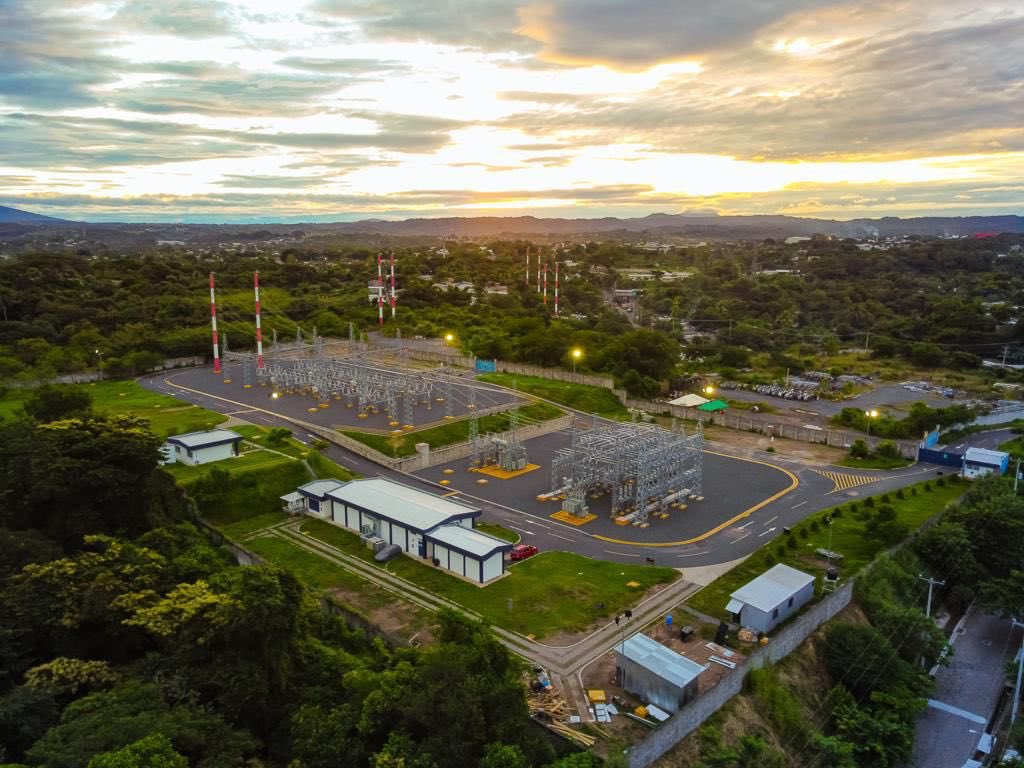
[[164, 429, 242, 466], [726, 563, 815, 634]]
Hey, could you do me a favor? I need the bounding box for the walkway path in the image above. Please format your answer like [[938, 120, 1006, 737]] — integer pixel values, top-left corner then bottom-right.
[[260, 517, 701, 720]]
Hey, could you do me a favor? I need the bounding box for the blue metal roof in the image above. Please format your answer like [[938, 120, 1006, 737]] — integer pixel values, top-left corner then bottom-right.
[[165, 429, 242, 450]]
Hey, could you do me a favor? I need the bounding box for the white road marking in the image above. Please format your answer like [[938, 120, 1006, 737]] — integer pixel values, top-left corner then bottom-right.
[[676, 550, 712, 558], [549, 533, 576, 543], [738, 519, 757, 530], [508, 525, 536, 536], [729, 533, 751, 545], [758, 527, 777, 537], [604, 549, 644, 558], [926, 700, 987, 724], [762, 515, 779, 526], [791, 500, 808, 509]]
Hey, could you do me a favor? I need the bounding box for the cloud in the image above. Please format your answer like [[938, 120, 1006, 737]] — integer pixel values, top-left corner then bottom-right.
[[276, 56, 410, 75], [313, 0, 534, 52], [213, 174, 339, 188], [516, 0, 834, 67], [113, 0, 237, 38]]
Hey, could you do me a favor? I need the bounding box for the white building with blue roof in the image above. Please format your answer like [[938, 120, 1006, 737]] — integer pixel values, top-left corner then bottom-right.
[[962, 447, 1009, 479], [280, 477, 512, 584], [616, 633, 705, 713], [163, 429, 242, 466]]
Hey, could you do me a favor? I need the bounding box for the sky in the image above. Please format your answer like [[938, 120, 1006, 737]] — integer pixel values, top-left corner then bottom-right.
[[1, 0, 1023, 223]]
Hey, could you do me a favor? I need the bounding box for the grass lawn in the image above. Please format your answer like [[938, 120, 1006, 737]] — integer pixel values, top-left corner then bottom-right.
[[688, 479, 966, 619], [475, 522, 520, 543], [299, 518, 678, 639], [477, 373, 629, 420], [341, 401, 564, 458], [726, 400, 776, 414], [999, 436, 1024, 458], [0, 379, 226, 437], [219, 511, 288, 540], [245, 536, 388, 601], [838, 455, 913, 469]]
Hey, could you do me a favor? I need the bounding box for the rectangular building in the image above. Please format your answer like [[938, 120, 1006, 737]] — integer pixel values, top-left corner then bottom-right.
[[962, 447, 1010, 479], [164, 429, 242, 466], [281, 477, 512, 584], [726, 563, 815, 634], [616, 633, 705, 713]]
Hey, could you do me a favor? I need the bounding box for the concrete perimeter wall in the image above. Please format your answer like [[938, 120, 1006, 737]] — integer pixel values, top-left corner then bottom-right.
[[627, 581, 855, 768]]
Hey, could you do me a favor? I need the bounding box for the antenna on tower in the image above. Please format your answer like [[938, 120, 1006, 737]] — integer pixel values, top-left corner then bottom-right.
[[253, 271, 264, 369], [209, 272, 221, 374], [543, 261, 548, 305], [536, 246, 542, 291], [525, 246, 530, 287]]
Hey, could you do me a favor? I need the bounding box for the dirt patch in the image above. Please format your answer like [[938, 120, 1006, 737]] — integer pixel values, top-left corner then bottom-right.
[[327, 587, 435, 646], [705, 428, 847, 464]]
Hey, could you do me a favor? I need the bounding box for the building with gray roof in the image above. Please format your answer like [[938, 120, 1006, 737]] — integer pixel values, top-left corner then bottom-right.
[[615, 633, 705, 713], [726, 563, 815, 633], [163, 429, 242, 466], [280, 477, 511, 583]]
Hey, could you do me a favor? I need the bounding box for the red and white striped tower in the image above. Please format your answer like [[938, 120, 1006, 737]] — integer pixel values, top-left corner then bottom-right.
[[536, 247, 542, 291], [389, 252, 396, 320], [377, 252, 385, 326], [209, 272, 221, 374], [543, 261, 548, 305], [525, 247, 530, 287], [554, 260, 560, 316], [253, 271, 264, 369]]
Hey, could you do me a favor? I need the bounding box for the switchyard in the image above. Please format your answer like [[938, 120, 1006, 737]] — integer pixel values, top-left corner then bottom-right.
[[546, 418, 704, 526]]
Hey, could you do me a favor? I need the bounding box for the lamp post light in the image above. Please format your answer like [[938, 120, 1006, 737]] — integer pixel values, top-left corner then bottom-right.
[[444, 333, 455, 346], [703, 385, 715, 397], [571, 347, 582, 378], [865, 408, 879, 439]]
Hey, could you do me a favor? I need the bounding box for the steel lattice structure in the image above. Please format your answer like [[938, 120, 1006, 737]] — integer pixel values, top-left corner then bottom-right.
[[549, 418, 703, 524]]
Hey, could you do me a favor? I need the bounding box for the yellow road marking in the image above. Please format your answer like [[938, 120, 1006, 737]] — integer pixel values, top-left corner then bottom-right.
[[593, 452, 799, 548], [814, 470, 879, 493]]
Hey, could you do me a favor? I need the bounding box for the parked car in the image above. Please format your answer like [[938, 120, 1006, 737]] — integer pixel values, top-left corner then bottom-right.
[[510, 544, 538, 561]]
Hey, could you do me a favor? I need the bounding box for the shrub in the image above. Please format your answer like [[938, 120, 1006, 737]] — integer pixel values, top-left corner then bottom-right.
[[911, 487, 918, 496], [895, 489, 905, 500], [786, 537, 798, 551], [881, 493, 891, 503], [924, 482, 932, 492], [832, 507, 843, 518], [875, 441, 901, 460], [266, 427, 292, 446], [799, 527, 810, 539], [864, 496, 876, 508], [849, 439, 870, 459], [936, 477, 946, 487], [810, 520, 821, 533], [763, 551, 777, 567]]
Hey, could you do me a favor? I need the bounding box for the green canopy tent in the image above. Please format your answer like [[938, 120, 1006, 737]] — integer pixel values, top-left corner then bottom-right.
[[696, 399, 729, 412]]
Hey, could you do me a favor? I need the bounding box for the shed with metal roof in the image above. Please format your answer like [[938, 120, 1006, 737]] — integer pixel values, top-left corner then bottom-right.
[[963, 447, 1009, 479], [615, 633, 705, 713], [726, 563, 815, 633]]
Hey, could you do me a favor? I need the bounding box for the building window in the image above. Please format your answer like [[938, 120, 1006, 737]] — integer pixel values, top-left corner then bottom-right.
[[788, 597, 794, 608], [772, 607, 779, 619], [309, 498, 320, 513]]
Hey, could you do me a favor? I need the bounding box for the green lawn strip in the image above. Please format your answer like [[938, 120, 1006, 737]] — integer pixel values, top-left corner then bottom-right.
[[165, 449, 298, 484], [307, 450, 356, 481], [726, 400, 776, 414], [838, 456, 913, 470], [219, 511, 289, 540], [475, 522, 520, 543], [999, 436, 1024, 458], [688, 480, 966, 619], [341, 401, 564, 458], [0, 379, 226, 437], [299, 518, 677, 639], [234, 425, 309, 459], [477, 372, 628, 419], [244, 536, 386, 601]]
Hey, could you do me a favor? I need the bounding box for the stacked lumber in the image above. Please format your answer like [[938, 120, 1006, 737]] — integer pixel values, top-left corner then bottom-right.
[[549, 722, 597, 747], [527, 688, 571, 722]]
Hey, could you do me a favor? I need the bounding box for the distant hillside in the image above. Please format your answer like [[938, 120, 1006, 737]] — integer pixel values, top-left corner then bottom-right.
[[322, 212, 1024, 238], [0, 205, 73, 224]]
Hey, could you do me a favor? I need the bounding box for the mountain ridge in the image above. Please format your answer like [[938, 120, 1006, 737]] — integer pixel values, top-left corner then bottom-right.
[[0, 204, 1021, 238]]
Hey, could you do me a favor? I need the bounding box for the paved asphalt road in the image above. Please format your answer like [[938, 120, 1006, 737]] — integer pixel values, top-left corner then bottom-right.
[[141, 368, 951, 569], [912, 609, 1021, 768]]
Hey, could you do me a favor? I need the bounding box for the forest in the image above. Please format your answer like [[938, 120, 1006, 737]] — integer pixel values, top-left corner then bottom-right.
[[0, 389, 601, 768], [0, 233, 1022, 397]]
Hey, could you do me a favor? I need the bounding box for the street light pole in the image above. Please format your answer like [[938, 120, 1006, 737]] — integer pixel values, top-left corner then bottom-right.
[[918, 574, 946, 619]]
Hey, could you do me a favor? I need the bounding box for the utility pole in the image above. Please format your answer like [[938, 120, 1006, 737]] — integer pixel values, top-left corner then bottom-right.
[[1011, 618, 1023, 731], [1015, 457, 1021, 493], [919, 574, 946, 618], [1003, 345, 1010, 369]]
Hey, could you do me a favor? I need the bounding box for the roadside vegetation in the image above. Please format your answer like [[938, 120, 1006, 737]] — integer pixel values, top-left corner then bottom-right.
[[478, 372, 629, 419], [689, 477, 965, 618], [840, 438, 913, 469]]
